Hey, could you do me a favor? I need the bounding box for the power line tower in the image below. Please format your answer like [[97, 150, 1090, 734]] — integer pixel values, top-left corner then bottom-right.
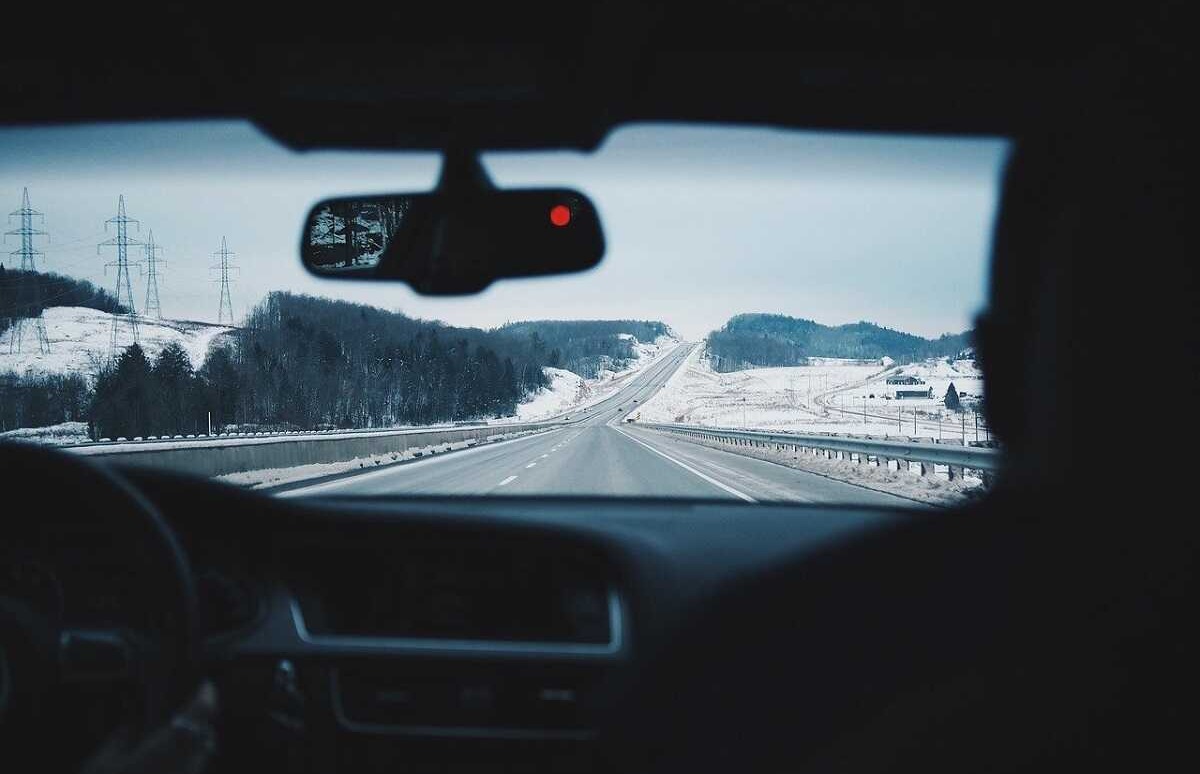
[[5, 187, 51, 354], [98, 195, 143, 358], [143, 229, 165, 319], [211, 236, 238, 325]]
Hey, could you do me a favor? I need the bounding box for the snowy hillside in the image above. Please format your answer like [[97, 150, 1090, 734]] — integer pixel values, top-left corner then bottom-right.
[[512, 367, 586, 420], [0, 307, 233, 379]]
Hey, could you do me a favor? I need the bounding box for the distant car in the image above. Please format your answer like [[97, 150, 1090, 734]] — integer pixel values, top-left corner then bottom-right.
[[618, 407, 624, 412], [634, 398, 639, 402]]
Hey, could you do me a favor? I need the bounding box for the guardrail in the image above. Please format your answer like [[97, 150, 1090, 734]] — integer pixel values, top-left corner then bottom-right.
[[634, 422, 1001, 479], [65, 421, 566, 479]]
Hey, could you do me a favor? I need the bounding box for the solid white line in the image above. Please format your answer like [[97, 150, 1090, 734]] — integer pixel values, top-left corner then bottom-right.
[[525, 462, 537, 469], [613, 426, 757, 503], [498, 475, 518, 486]]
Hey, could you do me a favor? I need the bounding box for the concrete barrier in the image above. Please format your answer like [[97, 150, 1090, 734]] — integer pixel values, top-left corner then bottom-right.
[[67, 422, 560, 478]]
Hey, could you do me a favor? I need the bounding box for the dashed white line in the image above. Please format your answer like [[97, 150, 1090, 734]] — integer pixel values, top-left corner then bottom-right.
[[498, 475, 518, 486], [275, 428, 561, 498], [540, 454, 549, 458], [525, 462, 537, 469]]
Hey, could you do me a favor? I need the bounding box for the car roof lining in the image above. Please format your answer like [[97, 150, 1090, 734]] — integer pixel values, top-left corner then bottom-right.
[[1, 1, 1180, 151]]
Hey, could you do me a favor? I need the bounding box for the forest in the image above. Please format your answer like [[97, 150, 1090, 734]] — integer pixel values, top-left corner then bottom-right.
[[0, 267, 125, 337], [706, 313, 971, 372], [2, 285, 674, 439], [496, 319, 673, 378]]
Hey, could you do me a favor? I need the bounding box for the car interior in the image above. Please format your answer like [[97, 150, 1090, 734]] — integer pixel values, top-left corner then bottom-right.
[[1, 2, 1194, 773]]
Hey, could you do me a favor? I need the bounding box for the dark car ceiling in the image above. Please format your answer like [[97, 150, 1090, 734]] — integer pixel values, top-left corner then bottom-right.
[[2, 1, 1186, 150]]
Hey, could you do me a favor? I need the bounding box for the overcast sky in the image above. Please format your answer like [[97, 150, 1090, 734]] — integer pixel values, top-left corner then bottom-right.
[[0, 121, 1007, 341]]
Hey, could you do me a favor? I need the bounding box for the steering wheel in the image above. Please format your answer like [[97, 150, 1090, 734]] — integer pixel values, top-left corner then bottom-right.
[[0, 442, 199, 769]]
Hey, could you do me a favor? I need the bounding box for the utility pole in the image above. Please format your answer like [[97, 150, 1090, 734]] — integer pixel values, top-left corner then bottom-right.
[[212, 236, 238, 325], [98, 195, 143, 358], [143, 229, 165, 319], [974, 409, 979, 442], [5, 187, 51, 354], [961, 409, 966, 443], [897, 406, 902, 433]]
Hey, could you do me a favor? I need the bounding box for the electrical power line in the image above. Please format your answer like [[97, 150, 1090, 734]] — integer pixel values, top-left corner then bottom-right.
[[4, 187, 51, 354], [143, 229, 165, 319], [98, 194, 143, 358], [211, 236, 238, 325]]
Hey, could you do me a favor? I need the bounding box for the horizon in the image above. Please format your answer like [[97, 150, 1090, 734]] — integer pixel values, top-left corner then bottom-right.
[[1, 121, 1006, 340], [4, 274, 977, 344]]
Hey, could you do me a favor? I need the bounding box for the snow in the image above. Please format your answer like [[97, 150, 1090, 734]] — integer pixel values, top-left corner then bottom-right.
[[633, 347, 991, 442], [0, 307, 233, 380], [218, 442, 473, 489], [642, 429, 985, 507], [0, 421, 90, 446], [66, 421, 532, 455], [513, 367, 585, 420], [510, 334, 682, 421], [218, 427, 553, 489]]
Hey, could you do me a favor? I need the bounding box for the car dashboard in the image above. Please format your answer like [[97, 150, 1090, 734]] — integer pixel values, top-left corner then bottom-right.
[[11, 466, 908, 773]]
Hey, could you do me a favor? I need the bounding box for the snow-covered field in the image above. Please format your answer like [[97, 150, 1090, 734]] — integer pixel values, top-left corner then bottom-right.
[[634, 346, 990, 442], [512, 335, 681, 421], [0, 307, 233, 379]]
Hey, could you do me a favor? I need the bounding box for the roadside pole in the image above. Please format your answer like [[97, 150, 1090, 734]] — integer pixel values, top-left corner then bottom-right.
[[207, 411, 212, 436]]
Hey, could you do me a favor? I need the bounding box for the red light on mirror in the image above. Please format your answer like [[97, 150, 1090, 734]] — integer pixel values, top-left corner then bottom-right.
[[549, 204, 571, 227]]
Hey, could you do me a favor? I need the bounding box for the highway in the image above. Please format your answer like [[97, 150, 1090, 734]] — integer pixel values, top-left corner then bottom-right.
[[279, 344, 914, 505]]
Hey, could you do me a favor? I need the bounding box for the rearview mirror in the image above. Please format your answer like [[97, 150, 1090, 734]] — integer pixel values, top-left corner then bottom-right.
[[301, 167, 605, 295]]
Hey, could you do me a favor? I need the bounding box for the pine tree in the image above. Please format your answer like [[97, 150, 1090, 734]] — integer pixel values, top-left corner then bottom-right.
[[153, 342, 197, 435], [944, 382, 962, 412]]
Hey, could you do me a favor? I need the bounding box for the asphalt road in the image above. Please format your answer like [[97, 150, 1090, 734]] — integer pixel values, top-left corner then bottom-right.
[[280, 343, 913, 506]]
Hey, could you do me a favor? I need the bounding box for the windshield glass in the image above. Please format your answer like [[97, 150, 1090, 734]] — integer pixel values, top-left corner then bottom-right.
[[0, 121, 1007, 506]]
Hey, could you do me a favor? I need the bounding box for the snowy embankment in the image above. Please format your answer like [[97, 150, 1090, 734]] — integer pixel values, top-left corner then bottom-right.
[[632, 346, 990, 505], [0, 306, 233, 379], [633, 346, 987, 441], [0, 421, 90, 446], [510, 335, 681, 421]]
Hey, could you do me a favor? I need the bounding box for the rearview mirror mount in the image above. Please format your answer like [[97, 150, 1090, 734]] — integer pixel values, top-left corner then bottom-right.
[[300, 150, 605, 295]]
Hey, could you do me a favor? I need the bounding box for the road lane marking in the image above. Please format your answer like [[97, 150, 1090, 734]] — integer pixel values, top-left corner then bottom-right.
[[275, 428, 560, 497], [525, 462, 537, 468], [540, 454, 549, 458], [498, 475, 517, 486], [612, 426, 757, 503]]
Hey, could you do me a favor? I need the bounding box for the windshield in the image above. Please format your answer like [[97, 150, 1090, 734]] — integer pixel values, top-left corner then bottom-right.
[[0, 122, 1006, 506]]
